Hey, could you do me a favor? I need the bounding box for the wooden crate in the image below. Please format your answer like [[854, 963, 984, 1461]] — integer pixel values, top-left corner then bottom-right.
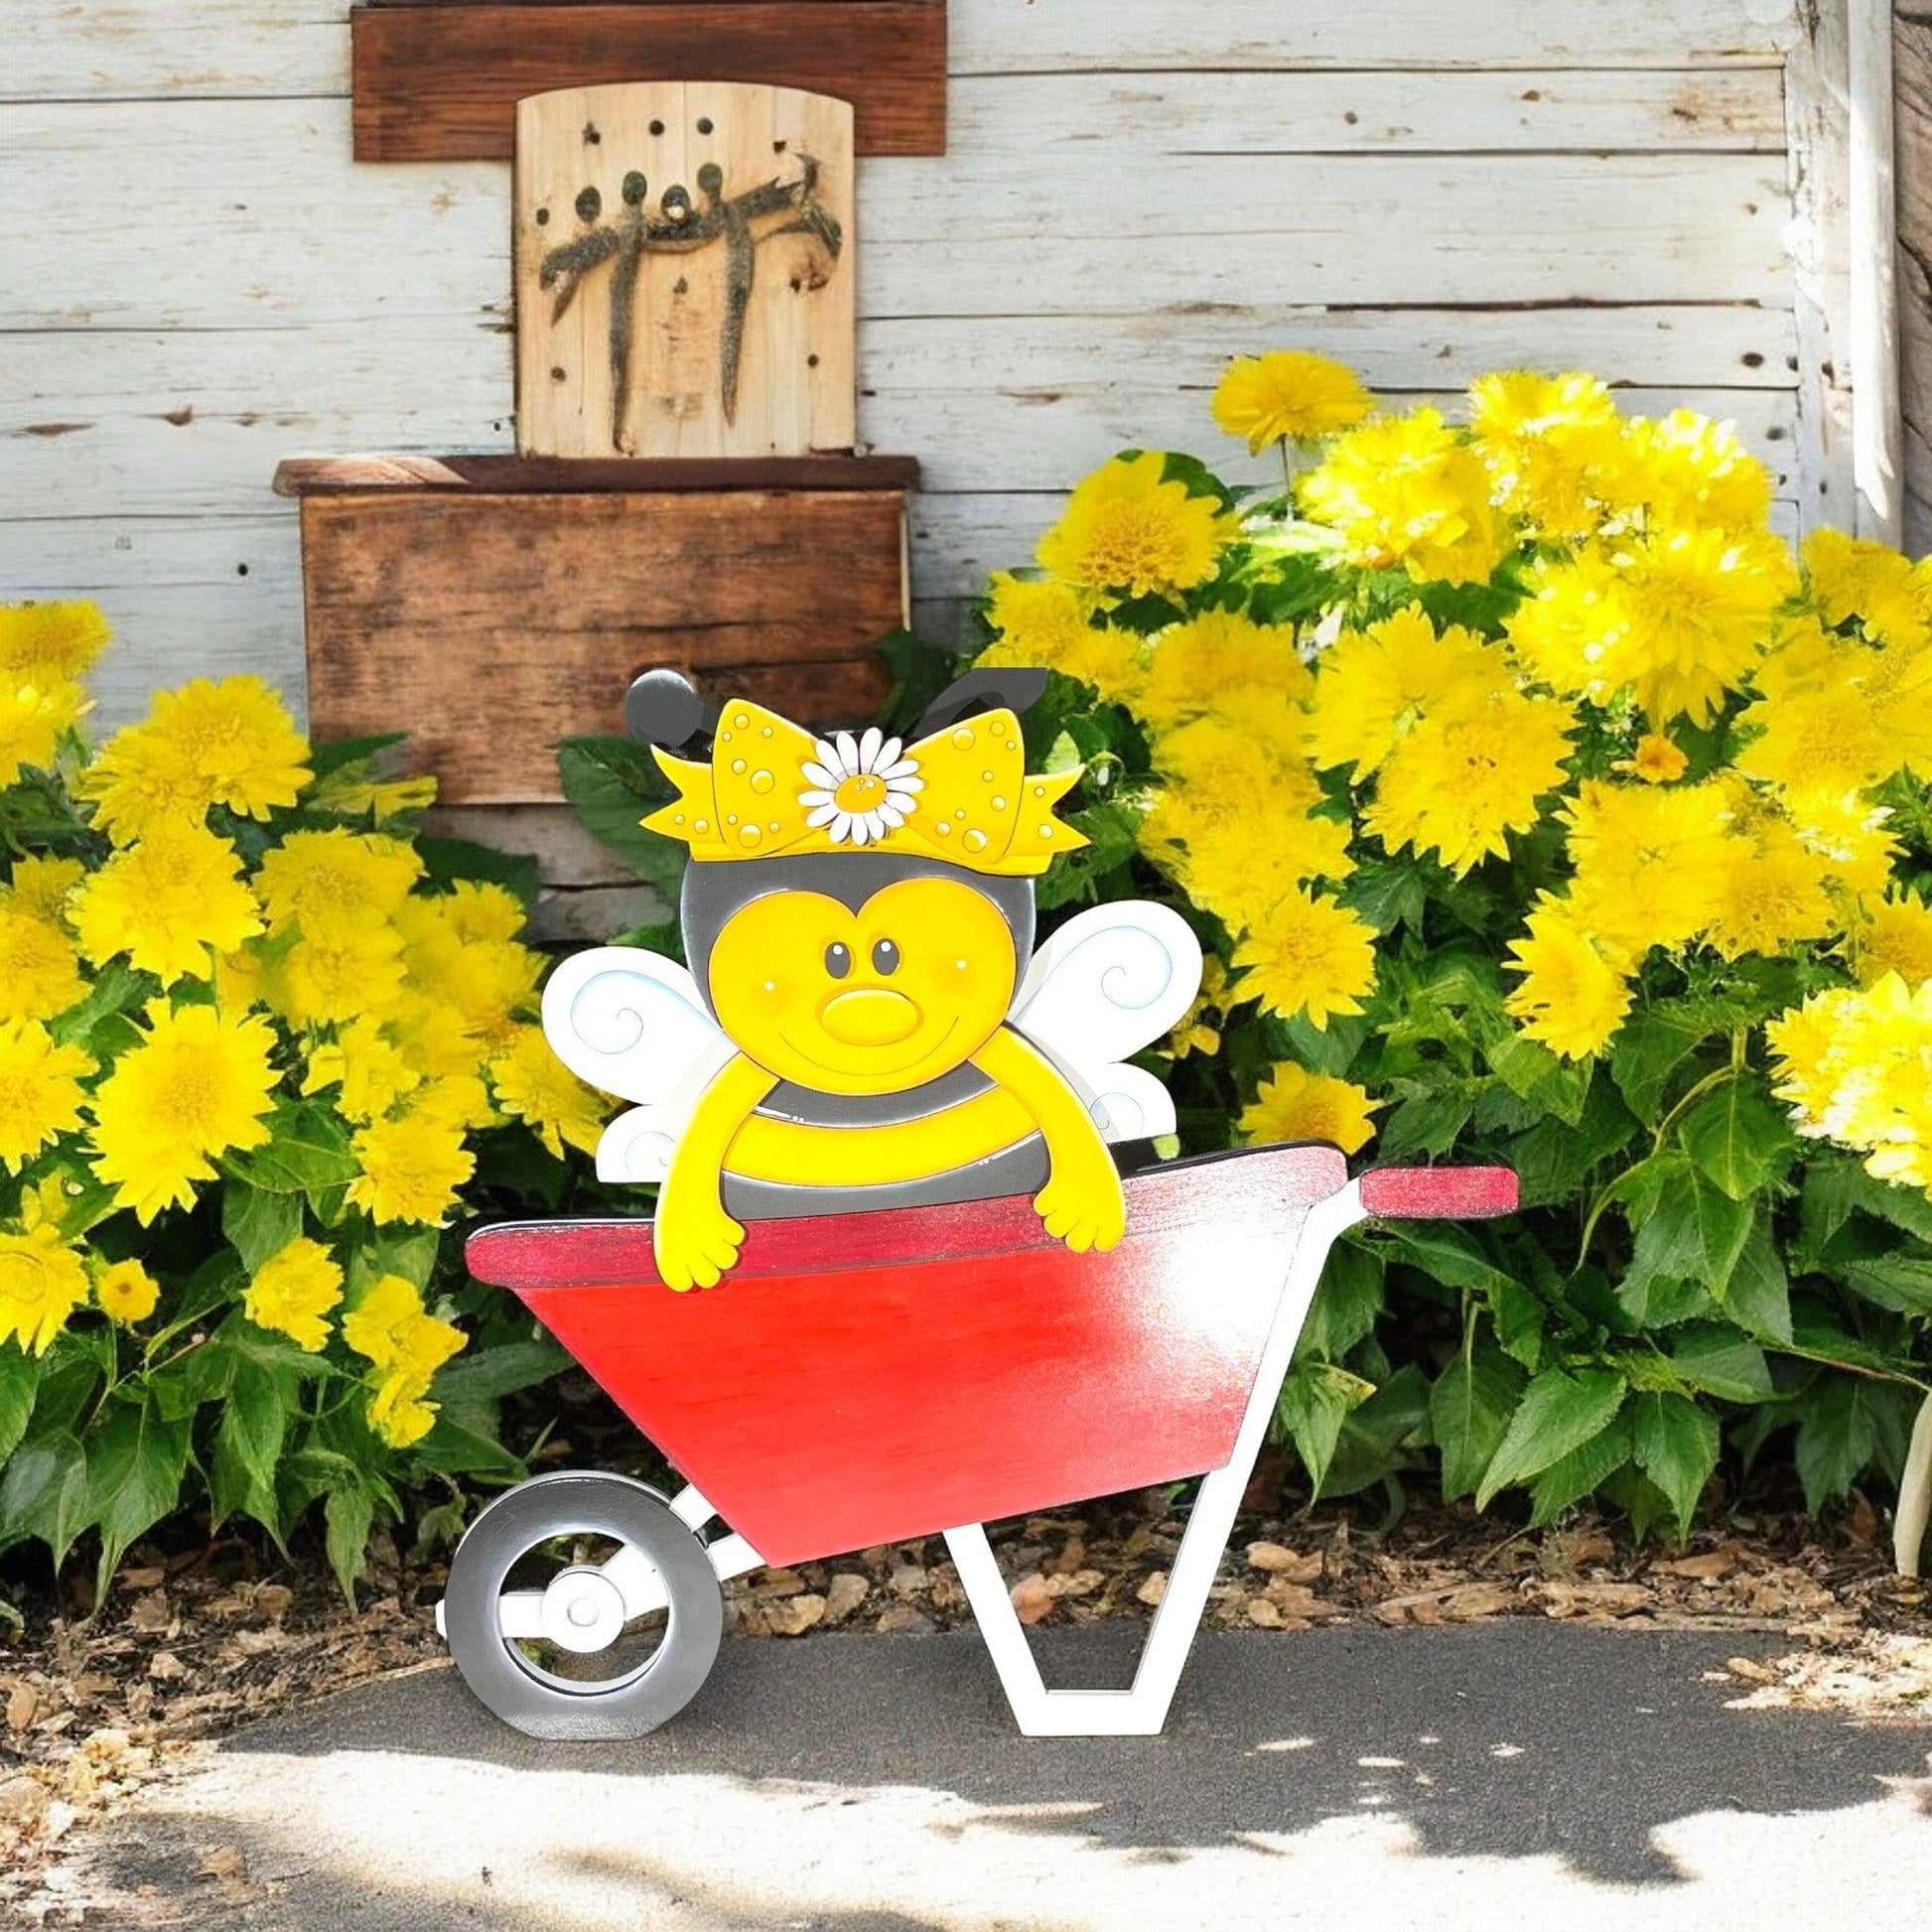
[[279, 455, 915, 807]]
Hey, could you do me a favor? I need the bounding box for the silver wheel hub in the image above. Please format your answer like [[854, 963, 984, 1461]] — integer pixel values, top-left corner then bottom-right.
[[539, 1564, 629, 1653]]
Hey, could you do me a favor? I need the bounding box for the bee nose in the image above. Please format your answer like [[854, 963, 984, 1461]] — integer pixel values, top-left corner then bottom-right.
[[820, 988, 920, 1046]]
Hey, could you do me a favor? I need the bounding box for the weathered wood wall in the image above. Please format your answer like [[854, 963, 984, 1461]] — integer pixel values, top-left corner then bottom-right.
[[1896, 4, 1932, 549], [0, 0, 1880, 733]]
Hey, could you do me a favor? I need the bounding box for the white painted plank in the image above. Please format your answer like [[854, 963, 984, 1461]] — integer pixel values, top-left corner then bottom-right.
[[873, 388, 1798, 497], [0, 0, 1799, 100], [945, 68, 1788, 156], [0, 515, 304, 728], [0, 306, 1795, 517], [0, 102, 1796, 330]]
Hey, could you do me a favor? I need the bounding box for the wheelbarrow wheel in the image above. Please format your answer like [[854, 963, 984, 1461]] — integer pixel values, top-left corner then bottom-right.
[[443, 1470, 723, 1740]]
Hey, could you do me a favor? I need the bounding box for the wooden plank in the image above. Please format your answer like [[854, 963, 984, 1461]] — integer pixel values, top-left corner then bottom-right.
[[351, 2, 946, 161], [513, 82, 856, 458], [300, 489, 907, 803], [0, 0, 1799, 100], [942, 68, 1788, 156], [0, 515, 305, 730], [1896, 12, 1932, 551], [274, 453, 920, 493], [0, 102, 1799, 327]]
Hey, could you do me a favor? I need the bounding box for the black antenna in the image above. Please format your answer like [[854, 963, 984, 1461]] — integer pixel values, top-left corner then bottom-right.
[[913, 667, 1050, 738], [624, 668, 720, 750]]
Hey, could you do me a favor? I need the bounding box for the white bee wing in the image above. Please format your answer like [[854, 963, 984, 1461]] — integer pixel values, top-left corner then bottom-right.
[[541, 947, 734, 1107], [1010, 901, 1201, 1144]]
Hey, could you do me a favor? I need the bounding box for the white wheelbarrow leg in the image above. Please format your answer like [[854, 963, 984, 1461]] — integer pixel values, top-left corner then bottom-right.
[[946, 1178, 1369, 1737]]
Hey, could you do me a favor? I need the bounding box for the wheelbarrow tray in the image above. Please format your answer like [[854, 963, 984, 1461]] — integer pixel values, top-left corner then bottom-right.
[[466, 1142, 1348, 1567]]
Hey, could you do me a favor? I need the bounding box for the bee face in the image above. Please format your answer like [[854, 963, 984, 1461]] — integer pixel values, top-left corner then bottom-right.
[[707, 877, 1018, 1095]]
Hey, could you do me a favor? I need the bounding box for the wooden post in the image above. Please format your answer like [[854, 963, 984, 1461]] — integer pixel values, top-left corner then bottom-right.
[[1897, 3, 1932, 549]]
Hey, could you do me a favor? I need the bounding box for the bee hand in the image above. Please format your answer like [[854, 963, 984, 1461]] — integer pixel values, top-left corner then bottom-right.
[[652, 1179, 746, 1291], [1034, 1154, 1126, 1255]]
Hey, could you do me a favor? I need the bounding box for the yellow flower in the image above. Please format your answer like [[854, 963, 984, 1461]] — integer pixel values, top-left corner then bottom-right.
[[1129, 610, 1308, 734], [302, 1016, 422, 1124], [255, 828, 425, 940], [0, 1221, 89, 1354], [437, 881, 529, 948], [394, 896, 543, 1050], [1609, 409, 1774, 535], [1625, 733, 1690, 784], [343, 1274, 464, 1449], [0, 1020, 90, 1170], [489, 1026, 609, 1159], [1562, 778, 1734, 955], [94, 1257, 160, 1325], [0, 600, 111, 686], [1035, 453, 1234, 599], [0, 900, 85, 1023], [9, 855, 83, 926], [1736, 623, 1932, 796], [1307, 606, 1505, 777], [80, 724, 212, 844], [1365, 689, 1575, 877], [1853, 891, 1932, 989], [1300, 408, 1508, 587], [1168, 958, 1227, 1059], [1768, 975, 1932, 1192], [1703, 820, 1835, 960], [978, 577, 1143, 699], [1239, 1062, 1379, 1154], [1142, 797, 1353, 935], [1504, 899, 1634, 1060], [1785, 789, 1901, 898], [1467, 370, 1624, 540], [1230, 890, 1378, 1028], [143, 676, 311, 821], [0, 680, 86, 788], [303, 769, 440, 821], [243, 1237, 344, 1351], [1211, 350, 1372, 452], [70, 821, 263, 984], [346, 1106, 475, 1226], [86, 1005, 279, 1222], [270, 925, 410, 1031], [1802, 526, 1931, 649]]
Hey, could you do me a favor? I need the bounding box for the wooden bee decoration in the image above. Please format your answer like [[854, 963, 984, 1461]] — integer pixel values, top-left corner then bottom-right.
[[542, 668, 1205, 1290]]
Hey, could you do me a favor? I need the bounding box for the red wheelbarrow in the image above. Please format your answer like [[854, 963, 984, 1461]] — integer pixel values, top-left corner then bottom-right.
[[447, 1142, 1514, 1739]]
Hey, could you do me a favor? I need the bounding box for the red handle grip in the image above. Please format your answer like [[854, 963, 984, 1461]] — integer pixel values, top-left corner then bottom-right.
[[1358, 1166, 1517, 1220]]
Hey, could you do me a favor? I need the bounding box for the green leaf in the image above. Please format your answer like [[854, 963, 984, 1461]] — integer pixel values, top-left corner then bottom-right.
[[0, 1345, 38, 1468], [1320, 1363, 1431, 1498], [1629, 1391, 1721, 1536], [1376, 1222, 1518, 1300], [1486, 1035, 1588, 1126], [1035, 801, 1141, 910], [1678, 1075, 1796, 1200], [1476, 1367, 1628, 1509], [1715, 1213, 1793, 1343], [1274, 1360, 1373, 1499], [1793, 1376, 1881, 1512], [218, 1364, 290, 1504], [556, 735, 686, 898], [1829, 1249, 1932, 1315], [1489, 1276, 1547, 1370], [415, 837, 539, 906], [873, 626, 959, 737], [305, 731, 408, 783], [1622, 1159, 1753, 1298], [1667, 1324, 1774, 1403], [1608, 1012, 1712, 1120], [1339, 862, 1428, 936], [219, 1102, 358, 1201], [1528, 1412, 1634, 1525], [87, 1402, 191, 1588], [1615, 1273, 1718, 1329], [324, 1482, 377, 1603], [0, 1430, 88, 1562], [221, 1183, 304, 1274], [1379, 1086, 1474, 1162], [1430, 1343, 1525, 1501], [1296, 1240, 1384, 1360]]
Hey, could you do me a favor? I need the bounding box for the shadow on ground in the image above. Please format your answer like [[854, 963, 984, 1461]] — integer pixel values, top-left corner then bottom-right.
[[199, 1622, 1929, 1888]]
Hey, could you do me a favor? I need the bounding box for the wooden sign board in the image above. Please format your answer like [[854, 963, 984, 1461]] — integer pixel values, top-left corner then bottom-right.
[[514, 81, 856, 460]]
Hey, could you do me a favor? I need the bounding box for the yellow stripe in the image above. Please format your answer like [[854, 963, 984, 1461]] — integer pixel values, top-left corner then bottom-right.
[[723, 1088, 1037, 1187]]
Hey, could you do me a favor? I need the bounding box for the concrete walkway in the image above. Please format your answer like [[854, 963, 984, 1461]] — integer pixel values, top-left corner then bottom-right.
[[87, 1623, 1932, 1930]]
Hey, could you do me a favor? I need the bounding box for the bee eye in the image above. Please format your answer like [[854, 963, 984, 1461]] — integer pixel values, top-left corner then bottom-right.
[[824, 941, 851, 979], [872, 938, 900, 976]]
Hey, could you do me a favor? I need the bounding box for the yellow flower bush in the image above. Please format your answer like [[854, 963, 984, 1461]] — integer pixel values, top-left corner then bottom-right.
[[963, 348, 1932, 1541], [0, 606, 614, 1594]]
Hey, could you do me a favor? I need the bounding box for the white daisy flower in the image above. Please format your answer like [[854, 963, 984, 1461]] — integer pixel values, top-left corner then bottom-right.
[[798, 727, 923, 846]]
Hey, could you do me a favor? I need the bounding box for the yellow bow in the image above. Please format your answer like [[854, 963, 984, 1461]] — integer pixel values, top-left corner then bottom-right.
[[643, 700, 1086, 876]]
